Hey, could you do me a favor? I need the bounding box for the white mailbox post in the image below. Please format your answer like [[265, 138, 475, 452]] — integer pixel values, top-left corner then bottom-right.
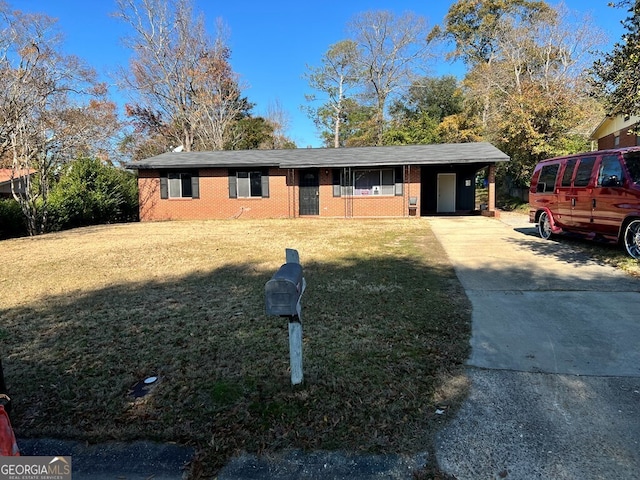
[[265, 248, 306, 385]]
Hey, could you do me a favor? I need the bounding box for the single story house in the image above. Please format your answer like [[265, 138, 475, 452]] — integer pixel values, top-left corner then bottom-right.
[[127, 142, 509, 221], [590, 114, 640, 150], [0, 169, 35, 199]]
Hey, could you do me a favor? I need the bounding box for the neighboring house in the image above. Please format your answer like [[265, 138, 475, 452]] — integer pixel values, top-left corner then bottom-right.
[[127, 142, 509, 221], [590, 114, 640, 150], [0, 169, 35, 199]]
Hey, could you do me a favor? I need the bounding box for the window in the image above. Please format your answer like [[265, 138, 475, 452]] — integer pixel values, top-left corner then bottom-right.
[[168, 173, 192, 198], [160, 171, 199, 199], [332, 169, 343, 197], [536, 164, 559, 193], [237, 171, 261, 197], [354, 169, 395, 195], [573, 157, 596, 187], [597, 155, 624, 187], [332, 167, 403, 197], [333, 169, 353, 197], [624, 152, 640, 184], [229, 169, 269, 198], [561, 159, 577, 187]]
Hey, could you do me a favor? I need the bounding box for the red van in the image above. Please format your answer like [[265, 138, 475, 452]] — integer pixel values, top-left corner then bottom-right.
[[529, 147, 640, 258]]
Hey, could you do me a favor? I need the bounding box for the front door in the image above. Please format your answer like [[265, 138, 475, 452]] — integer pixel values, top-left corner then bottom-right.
[[299, 169, 319, 215], [437, 173, 456, 213]]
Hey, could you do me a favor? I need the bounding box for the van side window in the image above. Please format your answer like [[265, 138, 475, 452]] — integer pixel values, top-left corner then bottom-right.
[[574, 157, 596, 187], [561, 158, 577, 187], [597, 155, 624, 187], [537, 164, 559, 192], [624, 152, 640, 184]]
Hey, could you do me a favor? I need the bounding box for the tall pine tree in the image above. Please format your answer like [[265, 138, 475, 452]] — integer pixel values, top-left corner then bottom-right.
[[592, 1, 640, 115]]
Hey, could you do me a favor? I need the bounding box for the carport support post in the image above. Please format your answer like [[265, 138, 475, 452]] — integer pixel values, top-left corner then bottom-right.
[[488, 164, 497, 213]]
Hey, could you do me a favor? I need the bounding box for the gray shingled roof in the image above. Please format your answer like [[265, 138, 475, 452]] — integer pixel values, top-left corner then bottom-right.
[[127, 142, 509, 170]]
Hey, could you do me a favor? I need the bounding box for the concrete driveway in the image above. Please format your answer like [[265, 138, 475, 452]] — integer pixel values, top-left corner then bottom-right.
[[429, 213, 640, 479]]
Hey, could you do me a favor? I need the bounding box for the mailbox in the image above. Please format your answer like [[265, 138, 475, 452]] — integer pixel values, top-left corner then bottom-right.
[[265, 262, 305, 316], [265, 249, 306, 385]]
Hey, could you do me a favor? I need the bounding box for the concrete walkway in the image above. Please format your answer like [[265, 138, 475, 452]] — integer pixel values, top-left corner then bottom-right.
[[429, 213, 640, 479]]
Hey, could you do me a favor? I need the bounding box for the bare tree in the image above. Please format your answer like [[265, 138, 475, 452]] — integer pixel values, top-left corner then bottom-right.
[[192, 27, 251, 151], [115, 0, 246, 152], [0, 4, 116, 234], [457, 2, 606, 186], [264, 99, 295, 149], [348, 11, 433, 145], [304, 40, 360, 147]]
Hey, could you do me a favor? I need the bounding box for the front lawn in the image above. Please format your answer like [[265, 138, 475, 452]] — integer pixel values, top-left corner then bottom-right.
[[0, 219, 471, 478]]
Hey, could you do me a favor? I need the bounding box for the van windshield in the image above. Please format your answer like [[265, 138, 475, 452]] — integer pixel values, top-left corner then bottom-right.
[[624, 152, 640, 184]]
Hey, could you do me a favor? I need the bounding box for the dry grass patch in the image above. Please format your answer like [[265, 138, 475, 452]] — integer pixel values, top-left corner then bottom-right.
[[0, 219, 471, 478], [578, 240, 640, 276], [537, 228, 640, 276]]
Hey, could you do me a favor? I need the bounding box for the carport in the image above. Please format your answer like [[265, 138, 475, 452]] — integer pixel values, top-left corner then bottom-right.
[[280, 142, 509, 217]]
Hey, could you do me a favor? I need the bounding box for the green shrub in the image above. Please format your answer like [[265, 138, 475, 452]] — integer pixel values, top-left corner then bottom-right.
[[498, 194, 529, 212], [48, 158, 138, 230], [0, 199, 27, 239]]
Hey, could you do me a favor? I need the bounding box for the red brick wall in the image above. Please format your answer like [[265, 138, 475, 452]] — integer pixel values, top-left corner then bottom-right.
[[598, 125, 639, 150], [138, 166, 422, 221], [598, 135, 614, 150], [314, 167, 421, 218]]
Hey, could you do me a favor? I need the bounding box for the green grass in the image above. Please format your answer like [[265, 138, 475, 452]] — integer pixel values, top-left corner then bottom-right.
[[0, 219, 471, 478]]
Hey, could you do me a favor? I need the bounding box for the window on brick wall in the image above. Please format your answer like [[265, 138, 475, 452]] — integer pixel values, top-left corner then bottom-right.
[[332, 167, 403, 197], [160, 172, 199, 199], [228, 169, 270, 198]]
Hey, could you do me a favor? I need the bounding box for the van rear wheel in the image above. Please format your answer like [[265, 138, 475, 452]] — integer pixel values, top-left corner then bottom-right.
[[623, 219, 640, 259], [538, 211, 553, 240]]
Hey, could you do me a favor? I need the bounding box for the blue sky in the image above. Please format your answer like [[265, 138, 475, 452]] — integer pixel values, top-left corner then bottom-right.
[[9, 0, 628, 148]]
